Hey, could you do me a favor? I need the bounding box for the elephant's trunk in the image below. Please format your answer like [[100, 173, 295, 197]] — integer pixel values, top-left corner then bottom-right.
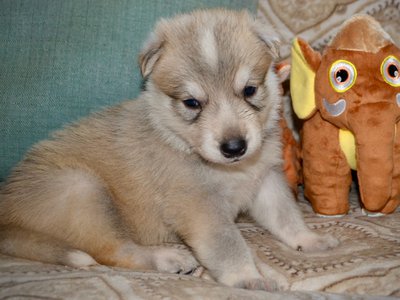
[[348, 102, 396, 212]]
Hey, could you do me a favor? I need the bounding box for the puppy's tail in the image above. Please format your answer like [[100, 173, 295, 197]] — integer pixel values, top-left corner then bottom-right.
[[0, 226, 98, 267]]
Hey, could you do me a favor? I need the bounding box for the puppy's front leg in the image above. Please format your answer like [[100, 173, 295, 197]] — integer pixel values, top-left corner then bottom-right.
[[179, 216, 276, 291], [250, 168, 339, 252]]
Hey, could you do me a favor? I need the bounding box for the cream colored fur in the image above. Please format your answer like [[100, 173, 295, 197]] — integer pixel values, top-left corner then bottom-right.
[[0, 9, 338, 291]]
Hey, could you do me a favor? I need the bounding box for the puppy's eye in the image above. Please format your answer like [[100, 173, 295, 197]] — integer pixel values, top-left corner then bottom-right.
[[243, 86, 257, 98], [183, 98, 201, 109]]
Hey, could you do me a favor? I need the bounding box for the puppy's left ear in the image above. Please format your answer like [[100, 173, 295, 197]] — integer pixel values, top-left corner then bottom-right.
[[139, 32, 164, 78], [252, 21, 281, 59]]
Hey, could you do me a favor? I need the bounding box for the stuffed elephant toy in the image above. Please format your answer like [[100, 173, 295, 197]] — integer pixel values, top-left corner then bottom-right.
[[290, 15, 400, 216]]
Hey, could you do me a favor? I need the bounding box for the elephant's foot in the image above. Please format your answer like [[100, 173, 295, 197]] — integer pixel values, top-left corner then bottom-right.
[[316, 213, 346, 218], [361, 209, 386, 217]]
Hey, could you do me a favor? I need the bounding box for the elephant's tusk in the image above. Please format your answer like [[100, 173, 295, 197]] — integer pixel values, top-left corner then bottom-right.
[[322, 98, 347, 117]]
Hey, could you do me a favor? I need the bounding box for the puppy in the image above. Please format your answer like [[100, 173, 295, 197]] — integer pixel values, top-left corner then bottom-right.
[[0, 9, 338, 291]]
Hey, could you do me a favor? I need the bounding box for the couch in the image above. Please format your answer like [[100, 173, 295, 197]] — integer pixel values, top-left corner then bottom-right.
[[1, 0, 399, 299]]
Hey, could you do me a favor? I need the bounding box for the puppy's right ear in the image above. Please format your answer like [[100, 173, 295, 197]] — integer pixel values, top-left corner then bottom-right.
[[139, 32, 164, 78], [252, 20, 281, 59]]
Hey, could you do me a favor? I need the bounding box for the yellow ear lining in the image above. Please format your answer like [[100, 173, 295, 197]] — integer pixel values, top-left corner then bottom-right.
[[339, 129, 357, 170], [290, 39, 317, 119]]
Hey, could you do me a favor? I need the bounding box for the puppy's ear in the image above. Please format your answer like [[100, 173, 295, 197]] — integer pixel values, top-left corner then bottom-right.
[[252, 21, 281, 59], [139, 32, 164, 78]]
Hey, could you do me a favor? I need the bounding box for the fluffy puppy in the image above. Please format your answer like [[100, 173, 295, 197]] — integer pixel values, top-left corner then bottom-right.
[[0, 9, 338, 290]]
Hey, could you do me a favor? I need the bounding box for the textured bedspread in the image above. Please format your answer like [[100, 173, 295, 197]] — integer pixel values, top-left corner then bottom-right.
[[1, 189, 399, 299]]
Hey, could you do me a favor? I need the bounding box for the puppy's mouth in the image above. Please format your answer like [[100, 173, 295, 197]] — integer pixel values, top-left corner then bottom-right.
[[202, 154, 246, 166], [226, 158, 245, 165]]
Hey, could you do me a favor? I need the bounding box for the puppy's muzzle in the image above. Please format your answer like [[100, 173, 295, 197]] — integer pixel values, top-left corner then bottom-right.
[[220, 138, 247, 159]]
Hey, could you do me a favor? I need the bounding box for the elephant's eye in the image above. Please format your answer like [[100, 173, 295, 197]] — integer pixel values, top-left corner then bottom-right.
[[381, 55, 400, 87], [329, 60, 357, 93]]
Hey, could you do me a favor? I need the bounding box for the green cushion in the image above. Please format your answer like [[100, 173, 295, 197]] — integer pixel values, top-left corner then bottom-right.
[[0, 0, 257, 181]]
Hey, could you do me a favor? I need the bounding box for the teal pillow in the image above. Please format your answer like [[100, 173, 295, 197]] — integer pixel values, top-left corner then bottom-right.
[[0, 0, 257, 181]]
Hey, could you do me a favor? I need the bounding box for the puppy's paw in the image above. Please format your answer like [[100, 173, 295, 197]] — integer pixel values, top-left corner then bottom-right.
[[151, 247, 199, 274], [294, 232, 339, 252], [65, 249, 98, 268], [219, 266, 278, 291], [235, 277, 278, 291]]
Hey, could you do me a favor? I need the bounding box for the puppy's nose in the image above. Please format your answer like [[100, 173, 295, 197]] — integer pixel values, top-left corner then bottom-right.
[[220, 138, 247, 158]]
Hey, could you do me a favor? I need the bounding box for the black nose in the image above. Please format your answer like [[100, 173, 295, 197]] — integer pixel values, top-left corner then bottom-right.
[[220, 138, 247, 158]]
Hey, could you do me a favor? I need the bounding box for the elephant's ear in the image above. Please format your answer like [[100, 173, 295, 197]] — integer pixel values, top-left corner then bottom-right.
[[290, 38, 321, 119]]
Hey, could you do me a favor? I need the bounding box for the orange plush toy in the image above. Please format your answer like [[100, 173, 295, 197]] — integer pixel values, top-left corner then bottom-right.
[[275, 62, 302, 196], [280, 111, 301, 196], [290, 15, 400, 216]]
